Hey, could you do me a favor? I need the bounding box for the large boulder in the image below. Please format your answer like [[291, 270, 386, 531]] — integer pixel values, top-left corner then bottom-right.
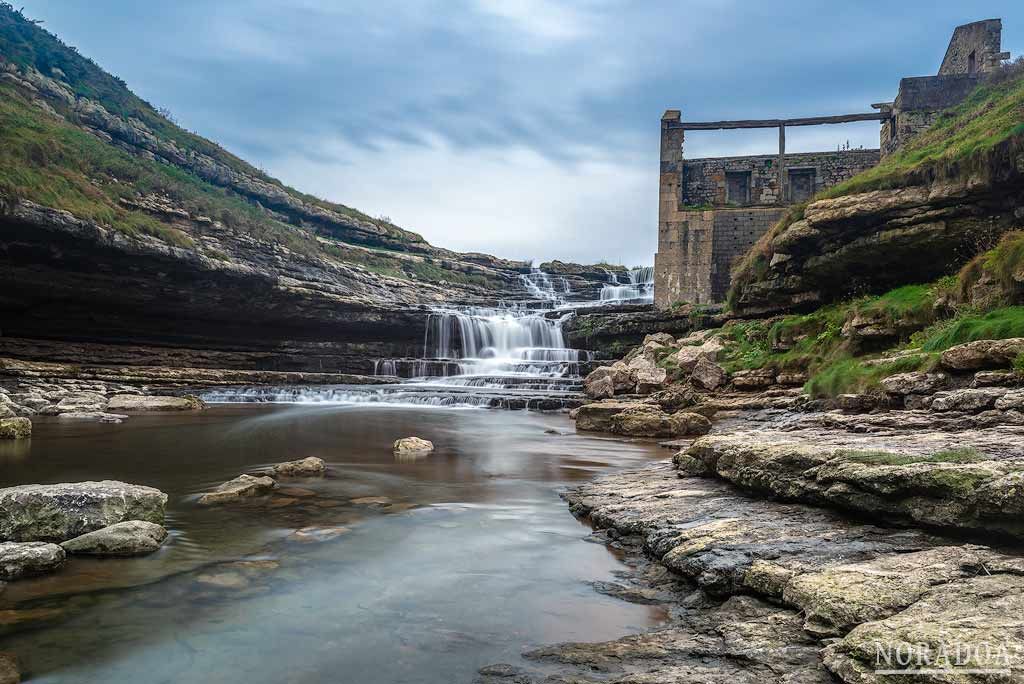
[[0, 652, 18, 684], [106, 394, 206, 412], [0, 481, 167, 542], [573, 400, 641, 432], [940, 338, 1024, 371], [609, 405, 711, 438], [674, 338, 724, 372], [583, 364, 633, 399], [269, 456, 326, 478], [0, 541, 66, 580], [690, 357, 727, 391], [632, 365, 668, 395], [0, 418, 31, 440], [198, 474, 275, 505], [60, 520, 168, 556], [929, 388, 1006, 412]]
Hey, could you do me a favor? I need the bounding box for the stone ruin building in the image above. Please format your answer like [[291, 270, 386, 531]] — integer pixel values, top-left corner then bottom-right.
[[653, 19, 1011, 308]]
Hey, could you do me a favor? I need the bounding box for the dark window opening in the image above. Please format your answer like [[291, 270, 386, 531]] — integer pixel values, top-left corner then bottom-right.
[[725, 171, 751, 205], [968, 50, 977, 74], [788, 169, 816, 203]]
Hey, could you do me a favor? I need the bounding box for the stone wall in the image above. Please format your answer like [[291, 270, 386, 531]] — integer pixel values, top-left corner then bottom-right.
[[881, 75, 982, 156], [939, 19, 1003, 76], [681, 150, 880, 208]]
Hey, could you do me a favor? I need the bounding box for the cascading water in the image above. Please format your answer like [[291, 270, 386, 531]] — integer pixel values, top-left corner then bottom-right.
[[600, 266, 654, 303], [205, 263, 650, 409]]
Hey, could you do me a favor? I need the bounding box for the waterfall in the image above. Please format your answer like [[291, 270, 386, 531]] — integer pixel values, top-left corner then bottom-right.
[[518, 265, 570, 305], [600, 266, 654, 303]]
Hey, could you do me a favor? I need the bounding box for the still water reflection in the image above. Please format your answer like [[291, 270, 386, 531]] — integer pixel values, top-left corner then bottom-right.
[[0, 405, 666, 683]]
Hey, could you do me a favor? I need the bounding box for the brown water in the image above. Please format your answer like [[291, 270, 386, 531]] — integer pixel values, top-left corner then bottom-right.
[[0, 404, 667, 683]]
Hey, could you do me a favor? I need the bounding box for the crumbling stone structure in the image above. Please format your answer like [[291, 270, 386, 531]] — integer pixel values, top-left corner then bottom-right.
[[877, 19, 1009, 156], [655, 19, 1011, 308]]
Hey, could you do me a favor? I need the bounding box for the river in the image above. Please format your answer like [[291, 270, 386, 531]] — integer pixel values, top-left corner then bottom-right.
[[0, 403, 667, 683]]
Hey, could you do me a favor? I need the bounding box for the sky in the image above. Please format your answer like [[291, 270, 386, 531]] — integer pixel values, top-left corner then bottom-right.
[[20, 1, 1024, 266]]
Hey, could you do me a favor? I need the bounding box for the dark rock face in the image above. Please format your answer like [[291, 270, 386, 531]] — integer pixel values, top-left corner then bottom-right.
[[564, 304, 726, 357], [730, 136, 1024, 316]]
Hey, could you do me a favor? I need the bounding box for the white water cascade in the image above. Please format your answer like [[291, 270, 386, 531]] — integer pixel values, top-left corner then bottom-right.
[[204, 264, 651, 409], [600, 266, 654, 303]]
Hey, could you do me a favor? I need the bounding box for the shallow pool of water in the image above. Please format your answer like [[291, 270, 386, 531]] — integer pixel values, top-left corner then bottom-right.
[[0, 405, 666, 683]]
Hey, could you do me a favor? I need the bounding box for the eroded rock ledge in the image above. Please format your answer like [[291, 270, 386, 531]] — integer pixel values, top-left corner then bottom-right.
[[489, 458, 1024, 684]]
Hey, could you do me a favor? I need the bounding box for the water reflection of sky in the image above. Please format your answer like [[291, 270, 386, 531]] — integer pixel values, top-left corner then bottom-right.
[[1, 406, 667, 683]]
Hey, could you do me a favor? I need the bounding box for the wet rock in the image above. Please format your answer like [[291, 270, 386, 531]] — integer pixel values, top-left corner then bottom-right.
[[650, 385, 702, 411], [0, 542, 65, 580], [568, 462, 934, 597], [823, 574, 1024, 683], [350, 496, 391, 505], [0, 418, 31, 440], [393, 437, 434, 454], [573, 400, 638, 432], [269, 456, 326, 478], [524, 594, 831, 683], [277, 486, 316, 498], [940, 337, 1024, 371], [106, 394, 206, 412], [57, 411, 127, 423], [60, 520, 168, 556], [582, 364, 634, 399], [690, 357, 726, 391], [474, 663, 532, 684], [0, 481, 167, 542], [196, 570, 250, 590], [288, 526, 349, 543], [0, 652, 18, 684], [197, 474, 276, 505]]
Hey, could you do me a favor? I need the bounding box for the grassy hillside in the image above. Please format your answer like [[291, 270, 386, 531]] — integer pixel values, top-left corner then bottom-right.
[[0, 3, 421, 245], [0, 3, 516, 289]]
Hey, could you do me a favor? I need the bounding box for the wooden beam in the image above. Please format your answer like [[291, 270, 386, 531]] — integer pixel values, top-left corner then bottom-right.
[[668, 112, 885, 131]]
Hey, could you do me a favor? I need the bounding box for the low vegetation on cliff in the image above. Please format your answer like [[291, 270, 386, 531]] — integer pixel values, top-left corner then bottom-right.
[[728, 62, 1024, 310]]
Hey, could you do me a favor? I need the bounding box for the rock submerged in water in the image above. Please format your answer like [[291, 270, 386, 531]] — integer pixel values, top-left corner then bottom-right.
[[0, 652, 18, 684], [60, 520, 168, 556], [198, 474, 276, 505], [0, 418, 31, 440], [0, 541, 65, 580], [269, 456, 326, 478], [0, 481, 167, 542], [393, 437, 434, 454], [574, 400, 712, 437], [106, 394, 206, 412]]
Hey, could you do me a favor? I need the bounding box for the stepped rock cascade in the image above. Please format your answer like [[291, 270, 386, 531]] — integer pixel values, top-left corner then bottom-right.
[[204, 266, 641, 408], [600, 266, 654, 303]]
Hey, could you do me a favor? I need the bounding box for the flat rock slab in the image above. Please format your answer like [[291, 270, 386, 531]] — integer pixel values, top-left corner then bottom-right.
[[106, 394, 205, 412], [0, 541, 65, 580], [60, 520, 168, 556], [0, 481, 167, 542], [824, 574, 1024, 683], [683, 428, 1024, 537], [566, 462, 938, 597]]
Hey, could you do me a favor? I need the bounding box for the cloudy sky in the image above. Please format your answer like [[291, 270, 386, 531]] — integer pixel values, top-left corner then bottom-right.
[[22, 1, 1024, 266]]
